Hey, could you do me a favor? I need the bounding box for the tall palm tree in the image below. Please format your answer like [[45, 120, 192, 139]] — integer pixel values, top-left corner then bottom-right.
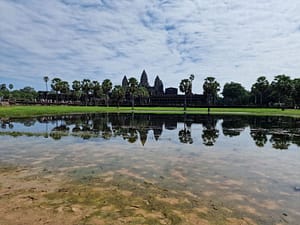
[[112, 85, 125, 108], [92, 80, 102, 105], [43, 76, 49, 92], [251, 76, 269, 105], [291, 78, 300, 107], [60, 81, 70, 101], [137, 86, 149, 105], [102, 79, 112, 107], [179, 74, 194, 111], [0, 84, 6, 91], [8, 84, 13, 101], [72, 80, 82, 101], [128, 77, 139, 110], [51, 78, 62, 103], [203, 77, 220, 112], [271, 75, 292, 106], [81, 79, 92, 106]]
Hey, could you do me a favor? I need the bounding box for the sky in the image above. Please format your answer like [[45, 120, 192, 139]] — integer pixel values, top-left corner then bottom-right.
[[1, 0, 300, 93]]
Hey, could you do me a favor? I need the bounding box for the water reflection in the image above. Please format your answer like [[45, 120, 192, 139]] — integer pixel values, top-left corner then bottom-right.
[[1, 113, 300, 150]]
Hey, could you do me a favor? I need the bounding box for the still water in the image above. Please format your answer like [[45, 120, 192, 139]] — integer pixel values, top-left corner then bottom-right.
[[0, 113, 299, 225]]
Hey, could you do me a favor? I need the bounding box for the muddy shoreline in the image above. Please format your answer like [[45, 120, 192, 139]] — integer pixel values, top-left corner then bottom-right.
[[1, 163, 291, 225]]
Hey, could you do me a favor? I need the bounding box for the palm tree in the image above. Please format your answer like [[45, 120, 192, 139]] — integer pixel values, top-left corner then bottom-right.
[[91, 81, 102, 105], [291, 78, 300, 107], [60, 81, 70, 101], [203, 77, 220, 113], [178, 122, 193, 144], [271, 75, 292, 106], [81, 79, 92, 106], [51, 78, 62, 103], [43, 76, 49, 92], [102, 79, 112, 107], [7, 84, 13, 101], [128, 77, 139, 110], [251, 76, 269, 105], [0, 84, 6, 91], [179, 74, 194, 111], [112, 85, 125, 108], [137, 86, 149, 105], [72, 80, 82, 102]]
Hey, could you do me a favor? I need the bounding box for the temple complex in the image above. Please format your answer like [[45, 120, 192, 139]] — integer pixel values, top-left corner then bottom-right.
[[121, 70, 205, 106], [38, 69, 206, 107]]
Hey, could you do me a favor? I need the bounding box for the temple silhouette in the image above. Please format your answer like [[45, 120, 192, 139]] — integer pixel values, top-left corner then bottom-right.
[[38, 70, 206, 106], [121, 70, 205, 106]]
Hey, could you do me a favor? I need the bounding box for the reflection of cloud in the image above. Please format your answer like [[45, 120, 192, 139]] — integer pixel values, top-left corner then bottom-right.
[[1, 0, 300, 92]]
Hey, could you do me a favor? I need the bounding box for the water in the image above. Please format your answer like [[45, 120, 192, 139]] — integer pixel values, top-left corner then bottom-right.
[[0, 113, 299, 225]]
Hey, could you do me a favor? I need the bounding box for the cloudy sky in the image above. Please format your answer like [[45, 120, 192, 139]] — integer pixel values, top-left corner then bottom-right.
[[1, 0, 300, 93]]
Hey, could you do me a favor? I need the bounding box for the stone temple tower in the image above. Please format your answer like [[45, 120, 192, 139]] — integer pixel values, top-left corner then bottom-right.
[[140, 70, 150, 88], [154, 76, 164, 95], [122, 75, 129, 88]]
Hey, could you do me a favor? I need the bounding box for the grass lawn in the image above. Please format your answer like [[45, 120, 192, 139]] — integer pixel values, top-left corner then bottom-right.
[[0, 105, 300, 118]]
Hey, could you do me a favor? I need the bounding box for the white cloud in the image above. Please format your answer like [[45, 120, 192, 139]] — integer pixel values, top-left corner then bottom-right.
[[1, 0, 300, 92]]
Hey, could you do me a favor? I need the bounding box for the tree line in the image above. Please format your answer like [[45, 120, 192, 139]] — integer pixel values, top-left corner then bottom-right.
[[47, 76, 149, 108], [180, 74, 300, 108], [1, 74, 299, 107]]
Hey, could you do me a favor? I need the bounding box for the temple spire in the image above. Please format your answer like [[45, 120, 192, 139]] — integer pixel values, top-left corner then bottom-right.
[[140, 70, 149, 87], [154, 75, 164, 95], [122, 75, 128, 88]]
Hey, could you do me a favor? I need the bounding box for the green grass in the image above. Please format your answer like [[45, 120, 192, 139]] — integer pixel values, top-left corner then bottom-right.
[[0, 105, 300, 118]]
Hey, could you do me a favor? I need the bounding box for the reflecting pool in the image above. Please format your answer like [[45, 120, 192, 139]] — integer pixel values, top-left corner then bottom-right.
[[0, 114, 299, 225]]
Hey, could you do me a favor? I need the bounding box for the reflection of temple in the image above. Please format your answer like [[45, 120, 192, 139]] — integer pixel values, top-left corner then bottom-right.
[[2, 114, 300, 149], [122, 70, 205, 106]]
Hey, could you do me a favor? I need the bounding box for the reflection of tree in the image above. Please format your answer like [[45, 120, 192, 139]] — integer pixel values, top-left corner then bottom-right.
[[250, 129, 268, 147], [202, 115, 219, 146], [202, 129, 219, 146], [178, 121, 193, 144], [113, 113, 151, 145], [4, 114, 300, 150], [222, 117, 247, 137], [52, 124, 69, 132], [102, 123, 112, 140], [23, 119, 36, 127], [0, 121, 14, 129], [178, 128, 193, 144], [1, 122, 6, 129], [270, 133, 291, 150], [292, 135, 300, 147], [72, 124, 81, 132], [124, 128, 138, 143], [50, 124, 69, 140]]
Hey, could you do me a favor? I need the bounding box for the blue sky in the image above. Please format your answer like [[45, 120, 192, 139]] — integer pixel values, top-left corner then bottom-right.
[[1, 0, 300, 93]]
